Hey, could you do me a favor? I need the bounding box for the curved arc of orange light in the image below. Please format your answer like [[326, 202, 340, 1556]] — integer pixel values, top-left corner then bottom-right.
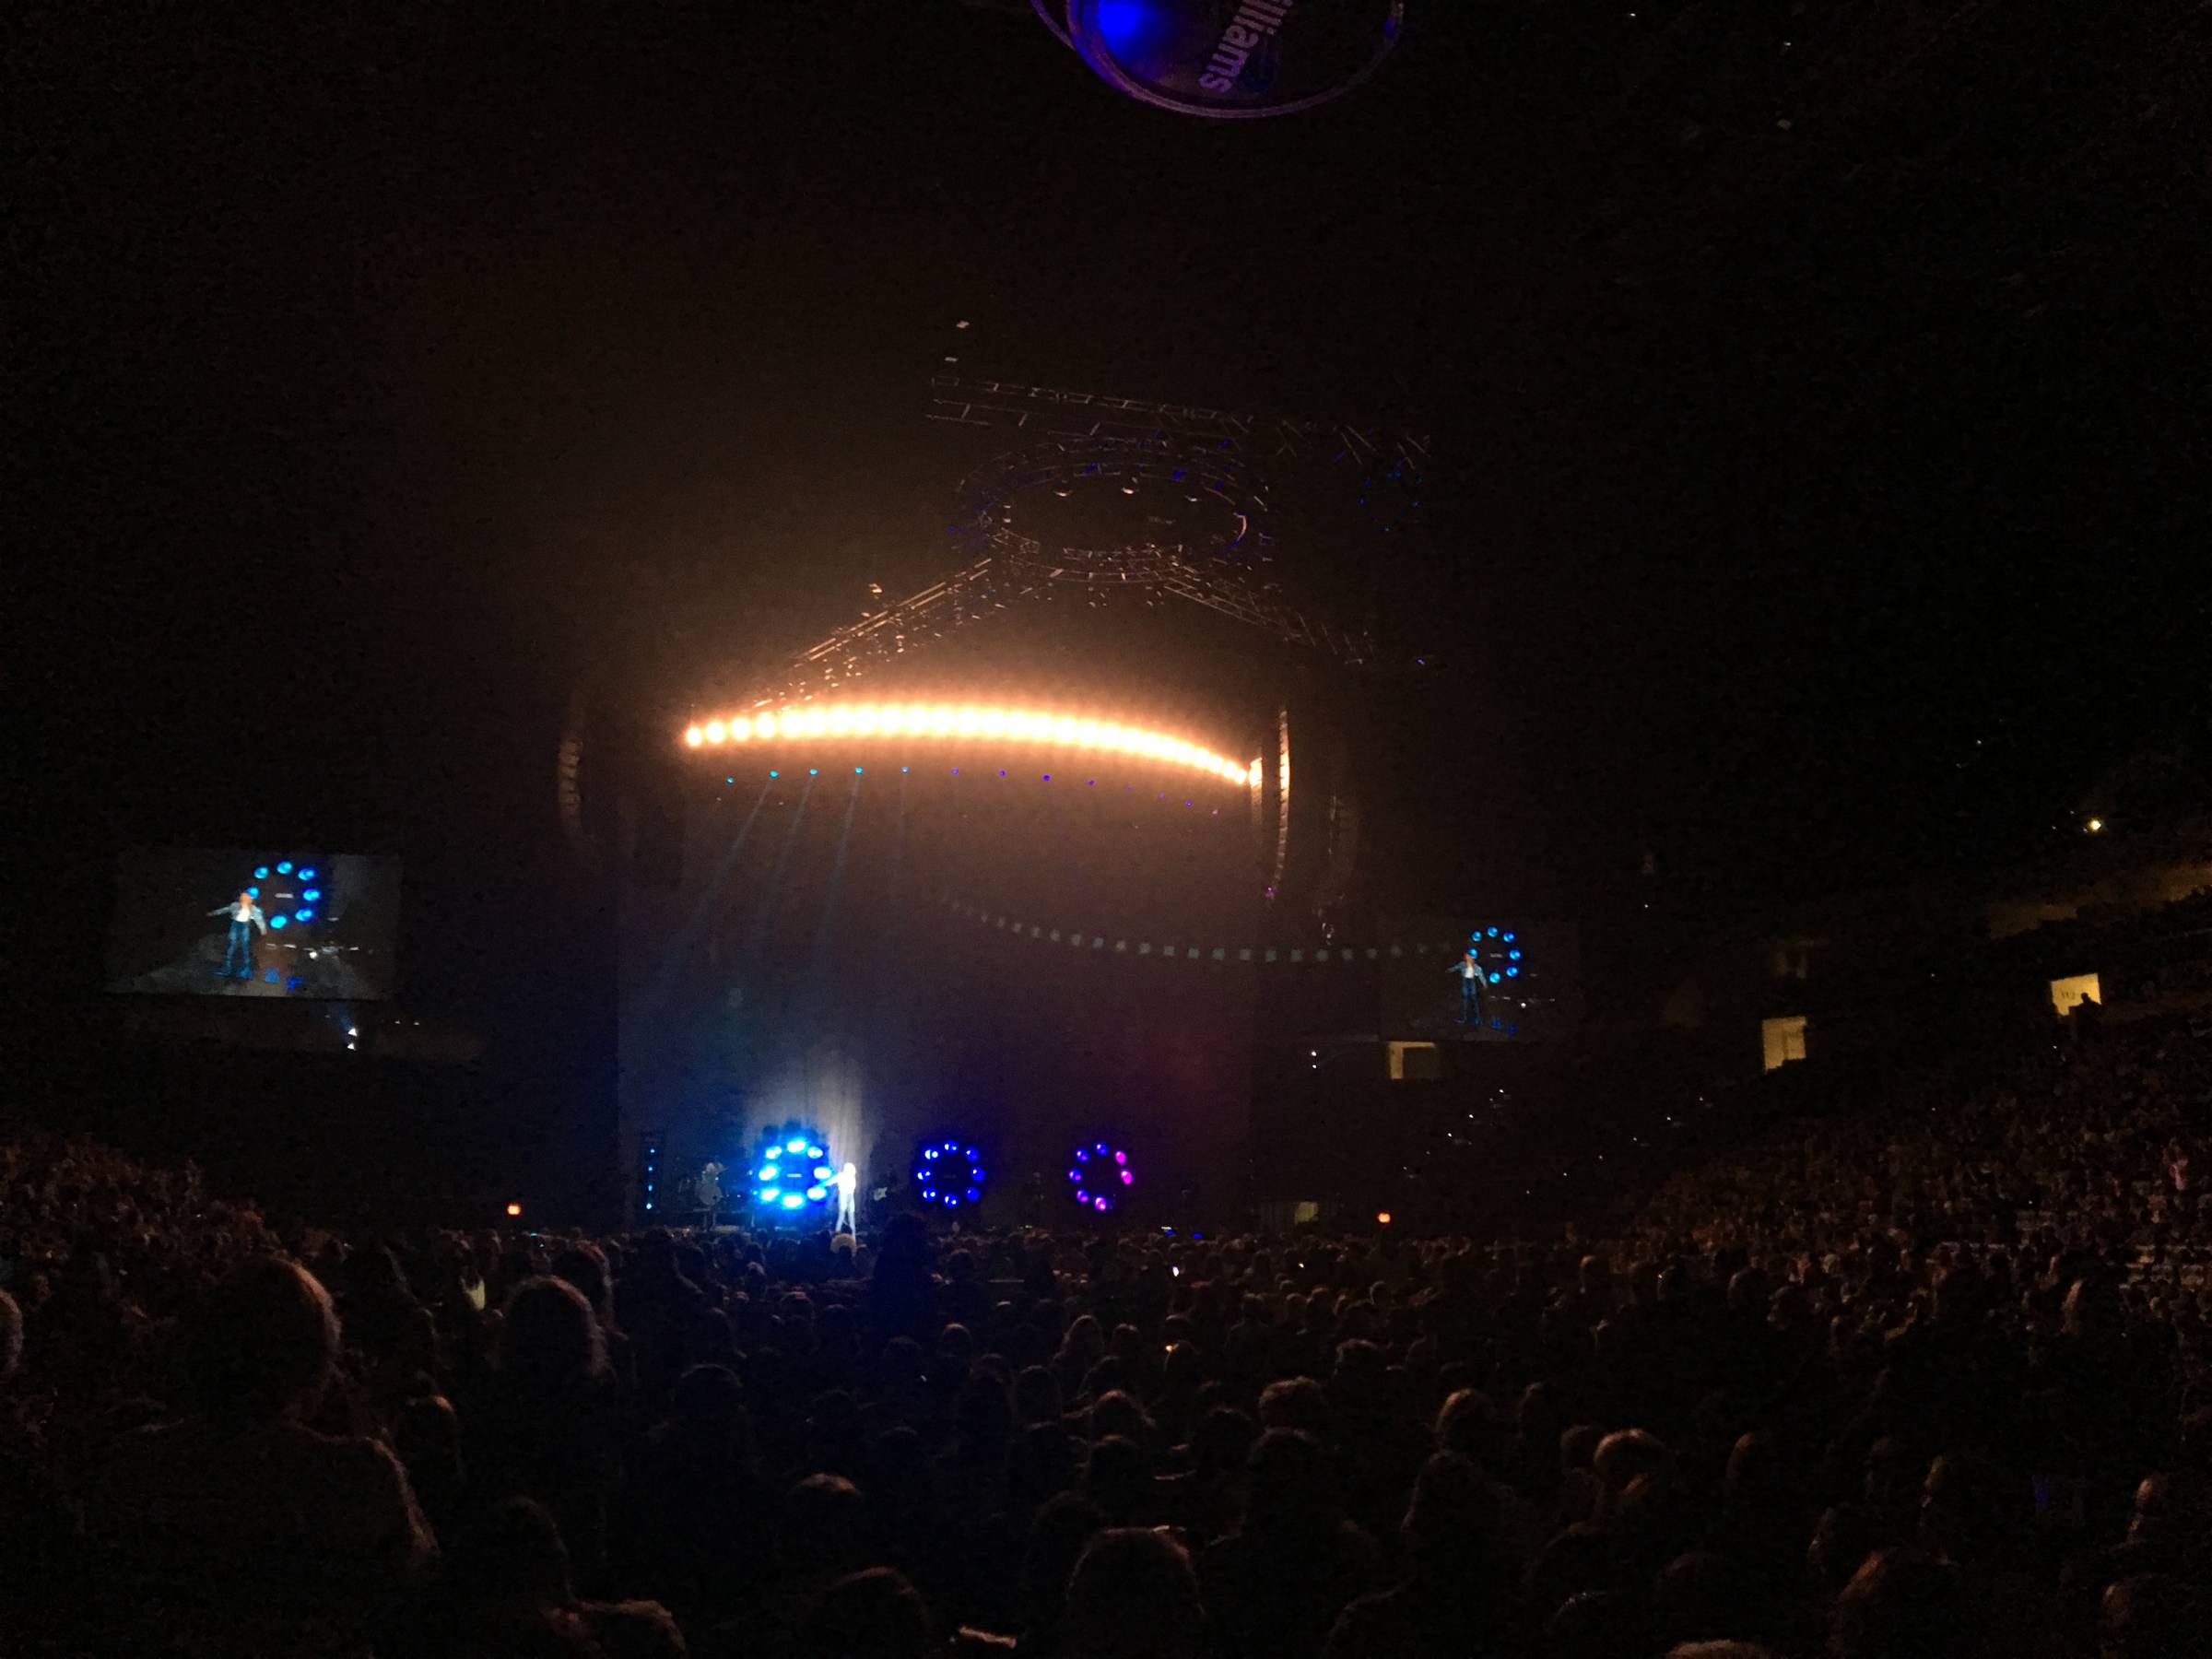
[[681, 700, 1250, 785]]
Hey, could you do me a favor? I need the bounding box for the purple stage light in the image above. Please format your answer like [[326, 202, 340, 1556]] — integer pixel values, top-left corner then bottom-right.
[[1068, 1140, 1135, 1213]]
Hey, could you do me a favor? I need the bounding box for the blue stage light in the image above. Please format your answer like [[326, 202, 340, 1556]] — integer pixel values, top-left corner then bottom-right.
[[755, 1124, 833, 1221], [808, 767, 818, 776], [254, 866, 270, 879], [1508, 948, 1521, 959], [246, 887, 259, 898], [276, 861, 293, 874], [1487, 925, 1500, 937], [265, 969, 279, 982], [1488, 971, 1500, 982], [914, 1137, 986, 1209], [1502, 931, 1516, 942], [299, 867, 315, 881], [813, 1164, 833, 1181], [270, 914, 288, 930], [1093, 0, 1162, 54], [296, 908, 314, 921], [770, 770, 780, 778], [854, 766, 863, 772], [1507, 966, 1520, 977], [302, 888, 320, 900]]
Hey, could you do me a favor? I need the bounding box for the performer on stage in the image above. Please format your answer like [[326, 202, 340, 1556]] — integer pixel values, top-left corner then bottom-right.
[[207, 890, 268, 981], [834, 1160, 858, 1234], [1448, 944, 1484, 1026], [697, 1160, 725, 1230]]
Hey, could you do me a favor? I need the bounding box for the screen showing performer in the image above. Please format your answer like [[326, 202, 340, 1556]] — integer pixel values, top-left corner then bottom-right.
[[104, 847, 403, 1000], [1375, 917, 1570, 1042]]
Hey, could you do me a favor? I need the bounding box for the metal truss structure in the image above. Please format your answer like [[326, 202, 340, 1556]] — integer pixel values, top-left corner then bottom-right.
[[729, 373, 1432, 708], [735, 542, 1371, 710], [926, 372, 1432, 474]]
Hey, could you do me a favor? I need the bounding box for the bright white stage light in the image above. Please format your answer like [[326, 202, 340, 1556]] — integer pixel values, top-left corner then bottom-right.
[[704, 720, 727, 744], [685, 725, 704, 747], [731, 717, 752, 742]]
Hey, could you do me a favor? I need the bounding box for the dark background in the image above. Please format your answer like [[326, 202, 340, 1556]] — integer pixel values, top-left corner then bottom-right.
[[14, 1, 2209, 1060]]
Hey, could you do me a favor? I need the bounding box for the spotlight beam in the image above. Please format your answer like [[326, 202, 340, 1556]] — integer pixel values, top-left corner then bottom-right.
[[805, 767, 864, 1011], [633, 778, 771, 1034], [739, 771, 815, 971]]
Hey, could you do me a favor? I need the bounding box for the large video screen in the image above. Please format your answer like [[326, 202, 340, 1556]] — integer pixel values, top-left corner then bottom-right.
[[1378, 917, 1577, 1041], [104, 848, 402, 1001]]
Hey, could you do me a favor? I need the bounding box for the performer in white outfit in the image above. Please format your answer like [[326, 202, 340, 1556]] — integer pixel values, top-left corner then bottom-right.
[[834, 1160, 858, 1234]]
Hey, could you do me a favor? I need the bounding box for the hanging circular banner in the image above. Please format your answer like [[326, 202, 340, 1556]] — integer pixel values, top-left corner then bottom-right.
[[1061, 0, 1404, 121]]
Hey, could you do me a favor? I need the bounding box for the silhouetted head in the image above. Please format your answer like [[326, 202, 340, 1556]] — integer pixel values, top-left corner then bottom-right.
[[783, 1473, 869, 1581], [809, 1567, 933, 1659], [1831, 1548, 1960, 1659], [1243, 1428, 1336, 1536], [186, 1256, 339, 1425], [1065, 1527, 1205, 1659], [498, 1277, 606, 1389], [449, 1497, 572, 1606], [2100, 1574, 2195, 1659]]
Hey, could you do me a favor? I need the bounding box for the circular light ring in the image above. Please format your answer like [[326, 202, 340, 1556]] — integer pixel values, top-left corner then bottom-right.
[[751, 1125, 836, 1220], [912, 1137, 987, 1210], [682, 700, 1253, 788], [1063, 0, 1406, 122], [1067, 1141, 1135, 1212]]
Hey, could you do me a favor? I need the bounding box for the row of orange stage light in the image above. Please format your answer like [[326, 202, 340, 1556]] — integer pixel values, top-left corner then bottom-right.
[[683, 701, 1259, 789]]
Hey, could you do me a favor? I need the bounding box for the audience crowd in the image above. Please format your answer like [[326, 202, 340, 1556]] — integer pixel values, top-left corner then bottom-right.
[[6, 1012, 2212, 1657]]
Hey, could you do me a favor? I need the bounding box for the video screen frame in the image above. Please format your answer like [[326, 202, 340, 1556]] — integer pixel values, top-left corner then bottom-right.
[[103, 846, 403, 1001]]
